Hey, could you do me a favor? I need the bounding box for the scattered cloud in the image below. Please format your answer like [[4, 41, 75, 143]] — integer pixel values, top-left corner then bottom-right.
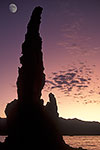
[[45, 62, 92, 92], [44, 62, 100, 104], [57, 8, 100, 57]]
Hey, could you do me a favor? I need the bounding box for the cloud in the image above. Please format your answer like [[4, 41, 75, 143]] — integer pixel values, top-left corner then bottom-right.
[[44, 62, 94, 95], [58, 10, 100, 57], [78, 78, 87, 82], [70, 80, 79, 84], [77, 85, 88, 89], [44, 62, 100, 104], [46, 80, 56, 86]]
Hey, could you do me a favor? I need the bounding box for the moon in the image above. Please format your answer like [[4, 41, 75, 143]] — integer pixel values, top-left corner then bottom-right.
[[9, 3, 18, 13]]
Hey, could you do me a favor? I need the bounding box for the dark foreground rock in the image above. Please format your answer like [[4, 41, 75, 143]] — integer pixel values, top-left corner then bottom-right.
[[0, 6, 86, 150]]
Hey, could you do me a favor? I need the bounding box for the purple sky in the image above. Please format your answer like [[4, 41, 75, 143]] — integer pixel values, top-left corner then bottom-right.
[[0, 0, 100, 121]]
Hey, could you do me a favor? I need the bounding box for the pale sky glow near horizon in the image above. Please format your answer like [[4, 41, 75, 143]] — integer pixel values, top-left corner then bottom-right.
[[0, 0, 100, 122]]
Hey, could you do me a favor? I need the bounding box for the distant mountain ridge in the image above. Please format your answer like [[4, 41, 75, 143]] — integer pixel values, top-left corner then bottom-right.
[[59, 117, 100, 135]]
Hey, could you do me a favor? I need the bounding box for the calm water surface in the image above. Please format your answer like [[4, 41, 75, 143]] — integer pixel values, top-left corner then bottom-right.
[[0, 136, 6, 142], [63, 136, 100, 150], [0, 136, 100, 149]]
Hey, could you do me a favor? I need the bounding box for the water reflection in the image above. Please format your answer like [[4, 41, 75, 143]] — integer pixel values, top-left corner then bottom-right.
[[63, 136, 100, 150]]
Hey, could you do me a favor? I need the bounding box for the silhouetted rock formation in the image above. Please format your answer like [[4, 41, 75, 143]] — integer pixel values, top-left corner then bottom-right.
[[4, 6, 46, 149], [17, 7, 45, 104], [0, 118, 7, 135], [1, 6, 87, 150], [45, 93, 59, 122]]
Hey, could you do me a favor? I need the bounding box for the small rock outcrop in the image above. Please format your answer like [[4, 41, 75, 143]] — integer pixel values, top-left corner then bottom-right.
[[45, 93, 59, 125]]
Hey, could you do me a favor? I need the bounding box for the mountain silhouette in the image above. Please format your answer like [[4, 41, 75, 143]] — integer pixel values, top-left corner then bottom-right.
[[1, 102, 100, 137], [0, 6, 87, 150], [59, 118, 100, 135]]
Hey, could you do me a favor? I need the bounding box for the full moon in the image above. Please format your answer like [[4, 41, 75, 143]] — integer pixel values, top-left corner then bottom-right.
[[9, 3, 18, 13]]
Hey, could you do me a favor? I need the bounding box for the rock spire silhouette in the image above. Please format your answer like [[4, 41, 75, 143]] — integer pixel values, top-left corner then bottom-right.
[[0, 6, 87, 150], [17, 6, 45, 104]]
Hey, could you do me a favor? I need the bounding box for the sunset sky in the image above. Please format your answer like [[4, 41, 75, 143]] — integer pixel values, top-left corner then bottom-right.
[[0, 0, 100, 122]]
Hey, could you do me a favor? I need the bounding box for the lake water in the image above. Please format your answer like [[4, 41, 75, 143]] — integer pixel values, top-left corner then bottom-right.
[[0, 136, 100, 149], [0, 136, 7, 142], [63, 136, 100, 150]]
